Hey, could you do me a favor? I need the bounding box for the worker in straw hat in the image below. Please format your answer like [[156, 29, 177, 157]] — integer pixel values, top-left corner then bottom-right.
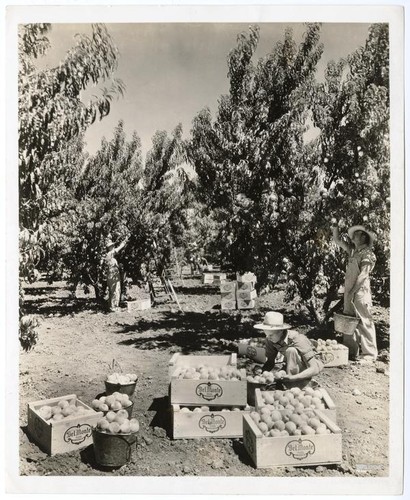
[[331, 221, 378, 361], [254, 311, 324, 386]]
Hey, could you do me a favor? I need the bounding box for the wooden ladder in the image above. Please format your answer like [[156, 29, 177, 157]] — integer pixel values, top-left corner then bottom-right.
[[147, 270, 182, 312]]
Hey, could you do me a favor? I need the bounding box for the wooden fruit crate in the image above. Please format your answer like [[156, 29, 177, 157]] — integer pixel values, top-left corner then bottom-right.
[[127, 297, 151, 312], [169, 353, 247, 406], [221, 299, 237, 310], [237, 341, 266, 363], [172, 404, 252, 439], [221, 291, 236, 301], [311, 340, 349, 367], [236, 289, 257, 301], [27, 394, 103, 456], [236, 282, 255, 291], [243, 410, 342, 468], [237, 299, 256, 310], [236, 272, 257, 283], [255, 388, 337, 422]]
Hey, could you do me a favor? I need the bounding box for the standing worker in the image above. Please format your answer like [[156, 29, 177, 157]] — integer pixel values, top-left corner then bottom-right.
[[105, 235, 129, 312], [331, 221, 378, 361]]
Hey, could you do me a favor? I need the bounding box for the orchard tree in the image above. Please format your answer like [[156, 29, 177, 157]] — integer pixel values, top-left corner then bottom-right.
[[18, 23, 124, 348], [304, 23, 390, 314], [63, 120, 143, 301], [188, 24, 323, 286]]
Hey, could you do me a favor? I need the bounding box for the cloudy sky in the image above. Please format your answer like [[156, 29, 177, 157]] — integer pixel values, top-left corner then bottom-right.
[[39, 23, 371, 160]]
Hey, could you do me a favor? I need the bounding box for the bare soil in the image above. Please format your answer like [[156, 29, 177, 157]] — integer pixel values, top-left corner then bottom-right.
[[19, 276, 390, 477]]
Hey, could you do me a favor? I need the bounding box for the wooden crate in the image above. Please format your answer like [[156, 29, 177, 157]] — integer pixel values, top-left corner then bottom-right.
[[169, 354, 247, 406], [127, 297, 151, 312], [255, 388, 337, 422], [236, 289, 257, 301], [236, 272, 257, 283], [221, 300, 237, 310], [237, 342, 266, 363], [236, 282, 255, 292], [237, 299, 256, 310], [27, 394, 103, 456], [243, 410, 342, 468], [172, 405, 251, 439], [311, 340, 349, 367], [221, 291, 236, 301]]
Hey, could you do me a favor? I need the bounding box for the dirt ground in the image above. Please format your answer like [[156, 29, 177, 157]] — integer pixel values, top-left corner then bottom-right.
[[19, 276, 390, 477]]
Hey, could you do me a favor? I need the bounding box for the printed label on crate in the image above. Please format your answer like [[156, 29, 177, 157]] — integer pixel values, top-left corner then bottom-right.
[[34, 416, 44, 438], [320, 352, 335, 365], [198, 414, 227, 433], [195, 382, 223, 401], [244, 429, 255, 455], [285, 439, 316, 460], [64, 424, 93, 445], [246, 346, 258, 358]]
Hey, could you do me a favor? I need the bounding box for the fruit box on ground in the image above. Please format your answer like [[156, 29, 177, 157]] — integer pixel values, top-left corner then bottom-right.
[[311, 339, 349, 367], [243, 410, 342, 468], [255, 387, 337, 422], [171, 404, 252, 439], [237, 339, 266, 363], [169, 353, 247, 407], [27, 394, 103, 455], [127, 297, 151, 312]]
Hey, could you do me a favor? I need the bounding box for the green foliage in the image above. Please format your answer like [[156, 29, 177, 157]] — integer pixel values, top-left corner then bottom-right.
[[188, 23, 389, 323], [18, 23, 123, 347]]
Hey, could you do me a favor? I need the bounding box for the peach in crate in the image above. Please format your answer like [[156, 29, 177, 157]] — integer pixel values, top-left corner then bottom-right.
[[169, 353, 247, 407], [255, 386, 337, 422], [243, 409, 342, 468], [27, 394, 103, 455]]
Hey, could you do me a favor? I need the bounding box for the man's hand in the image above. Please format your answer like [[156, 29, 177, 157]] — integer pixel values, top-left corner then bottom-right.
[[280, 373, 295, 381]]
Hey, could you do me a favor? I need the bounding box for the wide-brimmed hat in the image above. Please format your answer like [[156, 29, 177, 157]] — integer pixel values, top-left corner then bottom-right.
[[254, 311, 291, 331], [347, 225, 376, 245]]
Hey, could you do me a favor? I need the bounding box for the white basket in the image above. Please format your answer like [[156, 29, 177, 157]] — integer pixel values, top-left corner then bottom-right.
[[333, 313, 360, 335]]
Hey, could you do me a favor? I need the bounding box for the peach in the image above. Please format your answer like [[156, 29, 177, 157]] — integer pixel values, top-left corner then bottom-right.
[[289, 414, 303, 426], [258, 422, 269, 433], [100, 403, 109, 412], [308, 418, 321, 429], [58, 400, 70, 409], [301, 425, 315, 435], [270, 411, 282, 422], [269, 429, 282, 437], [264, 394, 275, 405], [97, 418, 110, 431], [273, 421, 285, 432], [285, 421, 297, 434], [115, 414, 127, 425], [250, 412, 261, 423], [61, 406, 75, 417], [108, 422, 121, 434], [120, 421, 131, 433], [111, 401, 122, 411], [293, 429, 302, 436], [280, 430, 290, 436], [52, 413, 65, 422], [105, 411, 117, 423], [51, 406, 62, 416], [105, 396, 116, 407]]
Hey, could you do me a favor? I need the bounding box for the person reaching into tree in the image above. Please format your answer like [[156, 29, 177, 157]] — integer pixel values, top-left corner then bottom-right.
[[254, 311, 323, 387], [331, 221, 378, 361], [105, 234, 129, 312]]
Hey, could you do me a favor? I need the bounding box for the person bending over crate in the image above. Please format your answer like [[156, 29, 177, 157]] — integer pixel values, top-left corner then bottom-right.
[[254, 311, 323, 386]]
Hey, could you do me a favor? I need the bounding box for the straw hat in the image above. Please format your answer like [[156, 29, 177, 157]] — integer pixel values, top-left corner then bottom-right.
[[254, 311, 291, 331], [347, 225, 376, 245]]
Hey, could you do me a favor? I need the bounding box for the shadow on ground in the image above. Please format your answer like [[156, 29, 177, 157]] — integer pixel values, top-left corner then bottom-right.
[[23, 296, 102, 317]]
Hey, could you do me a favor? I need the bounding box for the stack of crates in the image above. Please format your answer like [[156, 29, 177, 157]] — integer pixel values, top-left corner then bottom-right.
[[236, 273, 257, 310], [168, 353, 251, 439], [220, 281, 237, 310], [203, 271, 227, 285]]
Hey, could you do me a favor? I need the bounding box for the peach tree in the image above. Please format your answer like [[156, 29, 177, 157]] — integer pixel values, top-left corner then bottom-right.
[[18, 23, 124, 348]]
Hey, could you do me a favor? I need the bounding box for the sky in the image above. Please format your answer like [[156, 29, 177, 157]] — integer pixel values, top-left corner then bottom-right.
[[38, 22, 371, 160]]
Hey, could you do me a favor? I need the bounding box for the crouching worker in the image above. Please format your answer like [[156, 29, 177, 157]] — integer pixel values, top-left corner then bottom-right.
[[254, 311, 323, 387]]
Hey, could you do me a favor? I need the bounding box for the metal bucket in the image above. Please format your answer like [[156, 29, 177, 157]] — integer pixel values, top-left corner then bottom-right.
[[333, 313, 360, 336], [105, 380, 137, 397], [92, 429, 137, 467]]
